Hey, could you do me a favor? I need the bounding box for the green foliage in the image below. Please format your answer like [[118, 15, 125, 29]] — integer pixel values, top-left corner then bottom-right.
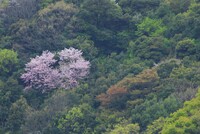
[[117, 0, 161, 15], [168, 3, 200, 39], [136, 17, 166, 37], [22, 90, 80, 133], [131, 95, 181, 130], [94, 110, 124, 133], [169, 62, 200, 83], [40, 0, 54, 8], [165, 0, 192, 14], [161, 89, 200, 134], [0, 0, 39, 28], [170, 66, 193, 80], [155, 78, 198, 101], [9, 1, 78, 58], [129, 36, 170, 62], [144, 117, 165, 134], [0, 36, 11, 49], [0, 20, 4, 35], [79, 0, 133, 51], [109, 123, 140, 134], [157, 60, 179, 79], [0, 0, 9, 8], [0, 49, 18, 75], [176, 38, 196, 59], [89, 52, 147, 98], [80, 0, 123, 30], [65, 36, 98, 60], [57, 104, 97, 134], [0, 77, 23, 132], [7, 96, 30, 132], [64, 0, 84, 6]]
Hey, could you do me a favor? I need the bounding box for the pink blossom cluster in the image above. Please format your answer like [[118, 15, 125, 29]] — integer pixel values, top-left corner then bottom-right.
[[21, 48, 90, 92]]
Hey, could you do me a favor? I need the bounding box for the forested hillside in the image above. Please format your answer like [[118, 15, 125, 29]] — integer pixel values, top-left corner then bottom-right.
[[0, 0, 200, 133]]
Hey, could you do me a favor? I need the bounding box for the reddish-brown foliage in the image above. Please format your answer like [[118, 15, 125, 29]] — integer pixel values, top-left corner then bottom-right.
[[96, 68, 159, 107]]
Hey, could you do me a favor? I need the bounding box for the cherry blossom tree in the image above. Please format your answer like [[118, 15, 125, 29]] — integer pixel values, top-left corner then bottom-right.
[[58, 48, 90, 89], [21, 48, 90, 92]]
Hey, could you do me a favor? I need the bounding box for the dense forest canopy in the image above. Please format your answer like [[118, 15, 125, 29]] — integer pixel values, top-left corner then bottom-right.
[[0, 0, 200, 133]]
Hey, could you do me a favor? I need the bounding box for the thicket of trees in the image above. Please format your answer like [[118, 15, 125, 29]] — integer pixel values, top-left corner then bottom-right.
[[0, 0, 200, 133]]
